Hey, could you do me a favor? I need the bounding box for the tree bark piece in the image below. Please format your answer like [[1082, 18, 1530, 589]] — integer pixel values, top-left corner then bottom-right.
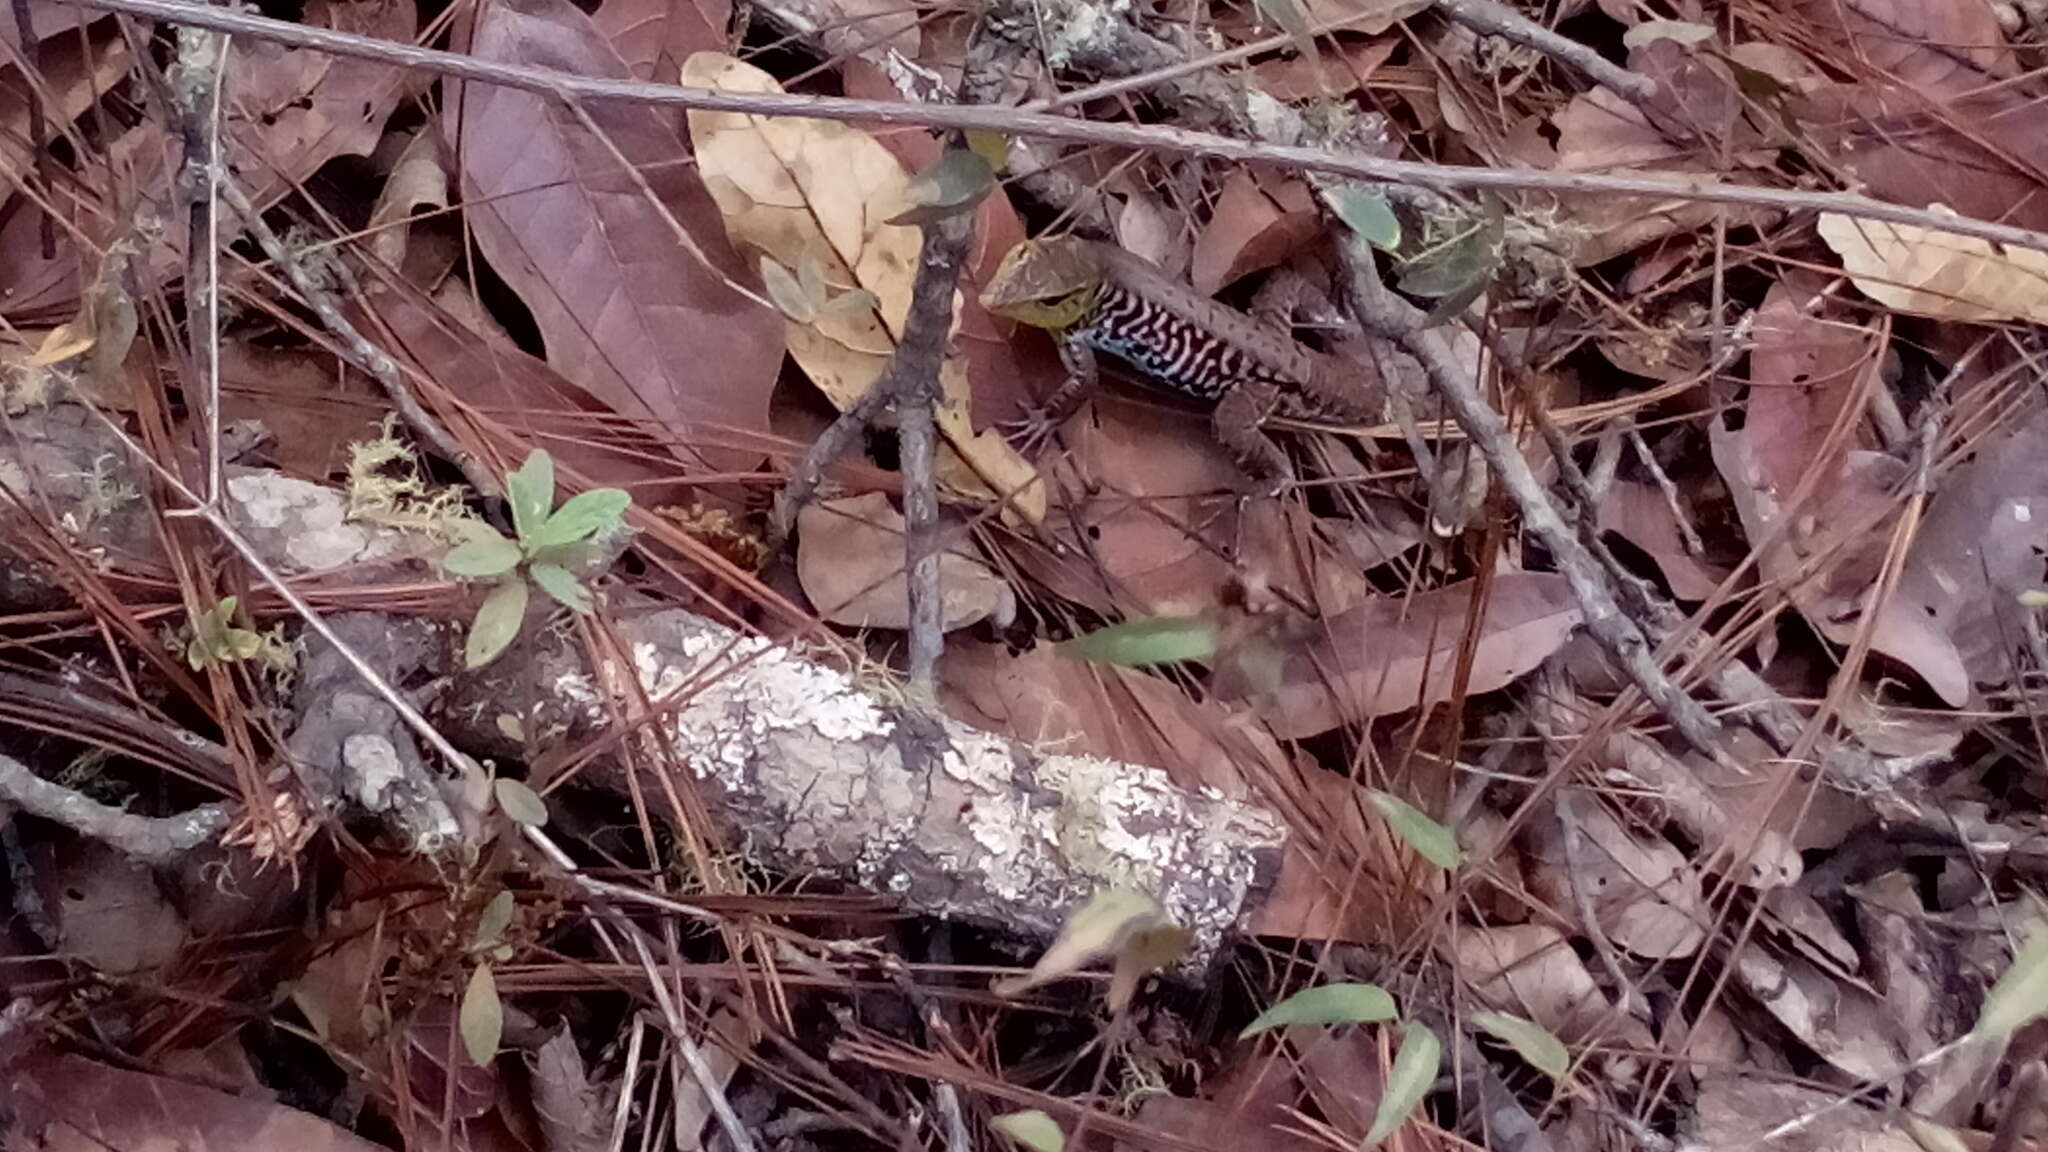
[[445, 608, 1286, 957]]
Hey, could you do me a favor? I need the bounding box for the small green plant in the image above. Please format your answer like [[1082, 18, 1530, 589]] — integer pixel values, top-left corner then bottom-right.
[[444, 450, 630, 669], [185, 596, 292, 673]]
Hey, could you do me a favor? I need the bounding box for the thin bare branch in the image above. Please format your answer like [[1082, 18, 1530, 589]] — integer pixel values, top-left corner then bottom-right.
[[60, 0, 2048, 257]]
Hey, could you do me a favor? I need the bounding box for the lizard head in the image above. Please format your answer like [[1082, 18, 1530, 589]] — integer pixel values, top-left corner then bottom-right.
[[979, 236, 1104, 330]]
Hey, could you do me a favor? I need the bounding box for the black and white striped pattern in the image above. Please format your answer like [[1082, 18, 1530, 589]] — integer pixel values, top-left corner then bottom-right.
[[1080, 281, 1278, 402]]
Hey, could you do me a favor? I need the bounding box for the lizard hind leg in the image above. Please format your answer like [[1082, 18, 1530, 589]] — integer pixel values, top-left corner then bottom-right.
[[1212, 380, 1294, 495]]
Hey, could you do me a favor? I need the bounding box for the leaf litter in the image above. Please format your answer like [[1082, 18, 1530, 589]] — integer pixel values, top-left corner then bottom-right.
[[10, 0, 2048, 1150]]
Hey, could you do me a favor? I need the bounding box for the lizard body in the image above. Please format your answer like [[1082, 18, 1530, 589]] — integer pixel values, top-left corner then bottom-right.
[[979, 236, 1387, 487]]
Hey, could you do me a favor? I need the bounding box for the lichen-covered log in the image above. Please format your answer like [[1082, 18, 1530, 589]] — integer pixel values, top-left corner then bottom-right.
[[444, 609, 1287, 957]]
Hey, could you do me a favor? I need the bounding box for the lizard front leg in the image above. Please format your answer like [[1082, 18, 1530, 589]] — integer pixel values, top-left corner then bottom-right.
[[1212, 379, 1294, 494], [1004, 333, 1099, 457]]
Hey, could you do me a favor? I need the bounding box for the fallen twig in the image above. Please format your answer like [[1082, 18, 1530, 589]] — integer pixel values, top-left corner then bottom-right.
[[1332, 233, 1726, 759], [0, 751, 230, 864], [60, 0, 2048, 257]]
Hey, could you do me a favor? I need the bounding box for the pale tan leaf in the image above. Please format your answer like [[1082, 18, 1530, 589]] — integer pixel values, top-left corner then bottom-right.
[[366, 129, 450, 269], [683, 52, 1043, 521], [1820, 210, 2048, 323], [796, 493, 1015, 632]]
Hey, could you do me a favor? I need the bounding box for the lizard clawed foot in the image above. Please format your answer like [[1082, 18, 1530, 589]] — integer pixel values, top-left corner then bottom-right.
[[1000, 406, 1072, 459]]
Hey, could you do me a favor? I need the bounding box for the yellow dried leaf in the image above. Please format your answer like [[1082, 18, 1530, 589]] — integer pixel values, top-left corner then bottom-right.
[[681, 52, 1043, 522], [30, 321, 95, 366], [1819, 210, 2048, 323]]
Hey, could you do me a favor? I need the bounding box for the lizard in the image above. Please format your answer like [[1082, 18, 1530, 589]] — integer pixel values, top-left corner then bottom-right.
[[977, 235, 1392, 491]]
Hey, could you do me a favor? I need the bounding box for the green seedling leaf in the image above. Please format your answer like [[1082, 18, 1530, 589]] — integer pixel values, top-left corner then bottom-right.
[[533, 488, 631, 549], [888, 148, 997, 226], [186, 597, 272, 669], [1363, 1023, 1440, 1148], [1058, 616, 1216, 667], [529, 562, 592, 613], [505, 450, 555, 544], [1239, 982, 1397, 1038], [494, 778, 550, 827], [991, 1111, 1064, 1152], [1398, 196, 1505, 325], [761, 255, 816, 323], [967, 130, 1010, 173], [1473, 1011, 1569, 1079], [1368, 789, 1463, 869], [995, 889, 1174, 1000], [474, 889, 515, 951], [1331, 186, 1401, 250], [1974, 923, 2048, 1039], [445, 528, 524, 578], [459, 963, 502, 1066], [466, 579, 529, 669]]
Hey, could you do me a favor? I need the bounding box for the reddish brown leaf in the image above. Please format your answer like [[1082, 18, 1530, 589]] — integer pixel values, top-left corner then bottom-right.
[[220, 345, 385, 479], [593, 0, 731, 83], [6, 1052, 390, 1152], [0, 21, 133, 178], [937, 636, 1287, 798], [451, 0, 785, 475], [1596, 478, 1731, 601], [1189, 171, 1319, 296], [1244, 573, 1582, 739], [360, 274, 708, 501], [229, 0, 416, 203]]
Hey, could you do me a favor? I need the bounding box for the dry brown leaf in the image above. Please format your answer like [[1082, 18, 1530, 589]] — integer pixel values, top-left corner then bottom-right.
[[0, 21, 133, 179], [452, 0, 785, 476], [1189, 171, 1319, 296], [230, 0, 416, 203], [5, 1052, 393, 1152], [1888, 405, 2048, 701], [52, 841, 187, 975], [1783, 0, 2013, 96], [1709, 279, 1977, 701], [533, 1026, 609, 1152], [593, 0, 731, 83], [1002, 393, 1286, 617], [1820, 211, 2048, 323], [1785, 0, 2048, 232], [1596, 478, 1731, 601], [1247, 573, 1582, 739], [220, 345, 385, 479], [683, 51, 1042, 520], [1451, 923, 1651, 1050], [1694, 1073, 1922, 1152], [937, 635, 1288, 798], [366, 129, 450, 271], [1732, 946, 1904, 1081], [796, 493, 1015, 631], [1529, 801, 1708, 960], [362, 275, 702, 501]]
